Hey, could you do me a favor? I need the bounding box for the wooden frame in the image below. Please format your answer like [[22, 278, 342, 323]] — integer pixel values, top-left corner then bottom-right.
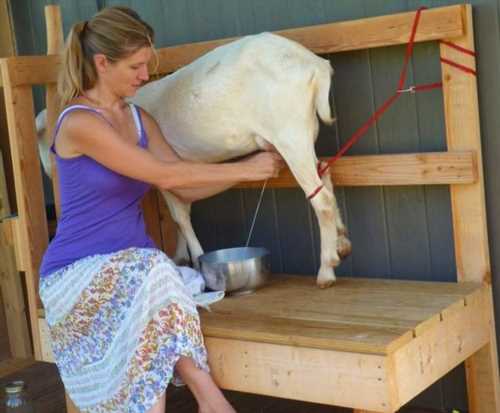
[[0, 4, 498, 412]]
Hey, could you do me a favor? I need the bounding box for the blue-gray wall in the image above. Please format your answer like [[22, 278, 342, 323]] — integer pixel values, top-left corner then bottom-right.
[[10, 1, 500, 411]]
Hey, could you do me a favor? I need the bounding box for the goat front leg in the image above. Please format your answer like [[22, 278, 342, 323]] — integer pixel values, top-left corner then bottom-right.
[[272, 141, 339, 288], [319, 161, 352, 259], [160, 191, 204, 268]]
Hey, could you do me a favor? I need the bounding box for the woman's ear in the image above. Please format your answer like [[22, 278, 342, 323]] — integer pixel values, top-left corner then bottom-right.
[[93, 54, 108, 74]]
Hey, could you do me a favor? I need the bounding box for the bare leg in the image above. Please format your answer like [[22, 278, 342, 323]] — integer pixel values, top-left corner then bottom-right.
[[146, 391, 166, 413], [175, 356, 236, 413]]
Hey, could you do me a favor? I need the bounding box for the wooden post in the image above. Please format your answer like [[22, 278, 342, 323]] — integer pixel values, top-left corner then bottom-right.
[[0, 217, 32, 358], [65, 392, 80, 413], [0, 0, 16, 211], [440, 5, 500, 412], [0, 61, 49, 360], [44, 5, 63, 217]]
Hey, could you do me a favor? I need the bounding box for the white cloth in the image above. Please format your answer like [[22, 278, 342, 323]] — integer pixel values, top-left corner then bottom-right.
[[177, 266, 225, 309]]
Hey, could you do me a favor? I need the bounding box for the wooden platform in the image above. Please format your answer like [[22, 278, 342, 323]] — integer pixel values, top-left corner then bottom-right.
[[1, 3, 499, 413], [201, 275, 491, 412]]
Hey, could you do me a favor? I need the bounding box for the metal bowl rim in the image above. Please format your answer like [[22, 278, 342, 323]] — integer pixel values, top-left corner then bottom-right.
[[199, 246, 270, 265]]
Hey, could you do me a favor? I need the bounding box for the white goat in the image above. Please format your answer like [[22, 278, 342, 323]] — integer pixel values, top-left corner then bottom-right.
[[37, 32, 351, 287]]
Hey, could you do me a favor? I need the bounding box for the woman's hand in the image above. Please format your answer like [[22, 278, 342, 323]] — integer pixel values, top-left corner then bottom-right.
[[242, 151, 285, 180]]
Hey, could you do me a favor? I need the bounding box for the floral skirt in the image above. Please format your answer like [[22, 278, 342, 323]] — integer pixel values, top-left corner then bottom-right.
[[39, 247, 209, 413]]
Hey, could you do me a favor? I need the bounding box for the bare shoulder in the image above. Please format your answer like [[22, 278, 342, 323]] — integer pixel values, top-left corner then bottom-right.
[[59, 108, 111, 136], [55, 109, 116, 157]]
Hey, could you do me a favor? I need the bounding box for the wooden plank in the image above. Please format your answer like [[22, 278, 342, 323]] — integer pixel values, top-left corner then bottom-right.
[[201, 276, 481, 354], [441, 7, 490, 284], [236, 152, 476, 189], [1, 61, 49, 359], [202, 310, 413, 355], [153, 4, 464, 74], [1, 5, 465, 87], [0, 0, 16, 220], [0, 219, 31, 358], [66, 393, 80, 413], [0, 357, 36, 377], [465, 287, 500, 413], [0, 0, 15, 59], [44, 5, 63, 217], [3, 215, 27, 272], [440, 5, 500, 412], [38, 317, 54, 363], [205, 337, 391, 412], [0, 149, 9, 218], [391, 285, 491, 410]]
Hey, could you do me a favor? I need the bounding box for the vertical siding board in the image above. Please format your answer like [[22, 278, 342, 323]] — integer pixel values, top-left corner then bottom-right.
[[158, 1, 192, 46], [329, 48, 391, 278], [9, 0, 33, 55], [129, 0, 168, 45], [411, 39, 456, 283], [275, 189, 316, 274], [211, 190, 247, 250], [243, 189, 283, 273], [365, 0, 432, 281], [191, 199, 217, 255]]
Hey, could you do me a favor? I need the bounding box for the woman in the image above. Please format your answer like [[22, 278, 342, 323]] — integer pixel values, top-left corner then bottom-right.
[[39, 6, 283, 413]]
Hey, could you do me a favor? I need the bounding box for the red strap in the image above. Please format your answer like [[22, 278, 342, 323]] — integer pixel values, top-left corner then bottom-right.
[[397, 7, 426, 91], [307, 8, 477, 200], [306, 184, 324, 200], [317, 92, 400, 177], [440, 57, 477, 76], [440, 40, 476, 57]]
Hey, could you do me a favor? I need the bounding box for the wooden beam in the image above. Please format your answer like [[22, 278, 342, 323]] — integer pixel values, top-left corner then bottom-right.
[[0, 0, 16, 217], [0, 220, 32, 358], [0, 5, 465, 87], [1, 61, 49, 360], [44, 5, 63, 217], [391, 285, 491, 410], [205, 337, 391, 412], [0, 357, 35, 378], [440, 5, 500, 412], [0, 149, 9, 217], [236, 151, 476, 189], [154, 4, 464, 74], [2, 216, 27, 272]]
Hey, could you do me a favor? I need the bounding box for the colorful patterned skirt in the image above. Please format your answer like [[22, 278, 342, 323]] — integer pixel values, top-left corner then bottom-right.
[[39, 247, 209, 413]]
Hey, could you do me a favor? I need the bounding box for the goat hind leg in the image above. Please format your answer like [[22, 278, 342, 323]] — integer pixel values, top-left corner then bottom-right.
[[271, 141, 339, 288], [319, 161, 352, 259]]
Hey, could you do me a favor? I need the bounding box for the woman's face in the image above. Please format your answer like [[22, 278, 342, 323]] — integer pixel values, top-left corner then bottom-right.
[[97, 46, 153, 98]]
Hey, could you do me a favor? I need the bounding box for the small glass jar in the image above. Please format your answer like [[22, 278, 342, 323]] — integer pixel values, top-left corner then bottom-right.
[[4, 380, 35, 412]]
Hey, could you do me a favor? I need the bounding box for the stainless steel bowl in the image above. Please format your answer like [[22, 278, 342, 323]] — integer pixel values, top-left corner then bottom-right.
[[199, 247, 270, 295]]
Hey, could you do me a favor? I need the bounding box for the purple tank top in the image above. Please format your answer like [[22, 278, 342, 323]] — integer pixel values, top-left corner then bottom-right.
[[39, 103, 155, 277]]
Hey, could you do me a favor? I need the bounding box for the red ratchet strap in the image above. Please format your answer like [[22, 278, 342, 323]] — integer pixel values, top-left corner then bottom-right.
[[307, 7, 477, 200]]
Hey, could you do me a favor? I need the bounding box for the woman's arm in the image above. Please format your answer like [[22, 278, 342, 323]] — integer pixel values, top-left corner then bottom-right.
[[58, 110, 282, 195]]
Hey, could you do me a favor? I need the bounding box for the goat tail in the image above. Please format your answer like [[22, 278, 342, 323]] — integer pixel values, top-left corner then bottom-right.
[[315, 60, 335, 125]]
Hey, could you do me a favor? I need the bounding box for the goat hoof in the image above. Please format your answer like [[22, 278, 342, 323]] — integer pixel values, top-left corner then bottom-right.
[[317, 269, 336, 288], [337, 236, 352, 259]]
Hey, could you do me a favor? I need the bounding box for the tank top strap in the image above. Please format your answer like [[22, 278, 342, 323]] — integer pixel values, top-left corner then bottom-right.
[[129, 103, 148, 148], [51, 104, 113, 154]]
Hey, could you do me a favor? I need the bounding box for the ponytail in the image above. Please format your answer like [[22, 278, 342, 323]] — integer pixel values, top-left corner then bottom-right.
[[58, 21, 97, 109]]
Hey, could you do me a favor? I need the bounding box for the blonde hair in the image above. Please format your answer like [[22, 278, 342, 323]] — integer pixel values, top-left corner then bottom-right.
[[58, 7, 155, 108]]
